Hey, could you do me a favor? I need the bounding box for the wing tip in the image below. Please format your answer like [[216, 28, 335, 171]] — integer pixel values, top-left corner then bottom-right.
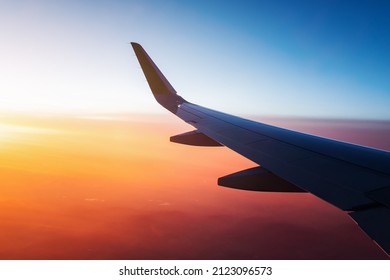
[[131, 42, 187, 113]]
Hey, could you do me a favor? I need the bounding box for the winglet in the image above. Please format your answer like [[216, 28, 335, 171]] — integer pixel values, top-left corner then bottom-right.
[[131, 42, 186, 113]]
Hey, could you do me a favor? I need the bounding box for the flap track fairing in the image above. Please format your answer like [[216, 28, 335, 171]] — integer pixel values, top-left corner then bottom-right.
[[218, 166, 307, 192], [170, 130, 223, 146]]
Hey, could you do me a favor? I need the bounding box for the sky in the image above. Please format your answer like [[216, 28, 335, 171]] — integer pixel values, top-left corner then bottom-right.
[[0, 0, 389, 119], [0, 0, 389, 260]]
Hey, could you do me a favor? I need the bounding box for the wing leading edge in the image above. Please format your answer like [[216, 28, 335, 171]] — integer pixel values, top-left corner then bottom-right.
[[131, 42, 390, 256]]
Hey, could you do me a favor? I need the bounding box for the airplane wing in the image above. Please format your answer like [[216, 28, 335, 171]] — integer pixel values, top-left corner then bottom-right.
[[131, 42, 390, 256]]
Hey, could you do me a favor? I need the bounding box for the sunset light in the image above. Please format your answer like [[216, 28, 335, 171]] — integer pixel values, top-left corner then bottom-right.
[[0, 0, 389, 262], [0, 113, 388, 259]]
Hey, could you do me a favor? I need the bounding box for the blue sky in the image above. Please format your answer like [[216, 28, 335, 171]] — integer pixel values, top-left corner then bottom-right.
[[0, 0, 389, 119]]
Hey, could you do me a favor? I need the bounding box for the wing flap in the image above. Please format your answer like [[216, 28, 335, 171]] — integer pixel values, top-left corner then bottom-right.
[[350, 207, 390, 255]]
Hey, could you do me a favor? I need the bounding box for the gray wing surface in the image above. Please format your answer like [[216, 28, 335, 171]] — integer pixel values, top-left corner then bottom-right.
[[131, 42, 390, 256]]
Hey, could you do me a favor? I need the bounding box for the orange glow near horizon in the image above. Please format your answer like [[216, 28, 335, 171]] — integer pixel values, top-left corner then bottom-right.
[[0, 113, 388, 259]]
